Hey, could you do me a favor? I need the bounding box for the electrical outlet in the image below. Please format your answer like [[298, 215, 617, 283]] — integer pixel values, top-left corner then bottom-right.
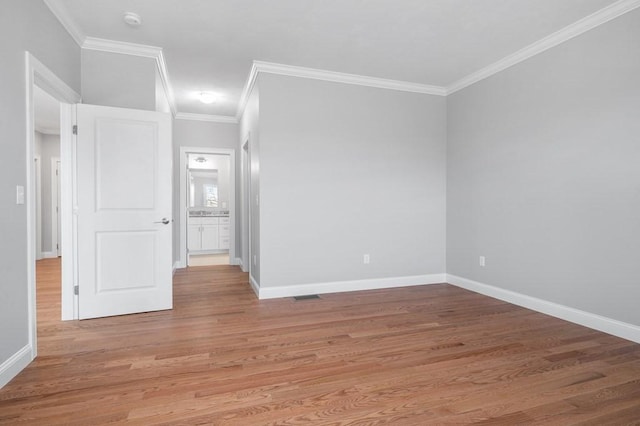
[[479, 256, 486, 267], [363, 254, 370, 264]]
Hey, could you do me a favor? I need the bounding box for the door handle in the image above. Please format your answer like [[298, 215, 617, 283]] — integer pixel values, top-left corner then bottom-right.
[[154, 218, 171, 225]]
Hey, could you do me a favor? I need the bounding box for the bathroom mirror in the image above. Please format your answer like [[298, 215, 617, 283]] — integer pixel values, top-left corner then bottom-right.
[[189, 170, 218, 207], [186, 153, 231, 210]]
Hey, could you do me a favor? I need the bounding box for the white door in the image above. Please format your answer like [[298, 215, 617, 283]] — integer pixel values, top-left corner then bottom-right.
[[77, 104, 172, 319]]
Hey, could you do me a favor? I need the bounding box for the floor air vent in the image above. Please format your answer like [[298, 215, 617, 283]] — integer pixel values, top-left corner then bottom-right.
[[294, 294, 320, 301]]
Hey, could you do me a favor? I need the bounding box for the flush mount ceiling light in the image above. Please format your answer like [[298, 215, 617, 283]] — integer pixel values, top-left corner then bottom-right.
[[194, 156, 207, 163], [199, 92, 218, 104], [123, 12, 142, 26]]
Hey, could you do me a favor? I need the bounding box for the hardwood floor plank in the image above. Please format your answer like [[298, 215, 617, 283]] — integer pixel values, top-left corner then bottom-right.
[[0, 258, 638, 424]]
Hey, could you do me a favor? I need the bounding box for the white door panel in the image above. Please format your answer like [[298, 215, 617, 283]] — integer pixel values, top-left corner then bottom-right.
[[77, 104, 172, 319]]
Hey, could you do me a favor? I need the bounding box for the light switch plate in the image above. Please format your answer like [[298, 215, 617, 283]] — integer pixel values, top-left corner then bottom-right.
[[16, 185, 25, 205]]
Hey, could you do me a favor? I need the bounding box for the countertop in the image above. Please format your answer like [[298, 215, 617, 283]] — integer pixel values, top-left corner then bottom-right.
[[188, 211, 229, 218]]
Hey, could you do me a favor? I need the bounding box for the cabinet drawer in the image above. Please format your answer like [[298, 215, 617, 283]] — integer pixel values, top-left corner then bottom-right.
[[219, 216, 230, 225], [219, 225, 230, 237], [219, 237, 230, 249]]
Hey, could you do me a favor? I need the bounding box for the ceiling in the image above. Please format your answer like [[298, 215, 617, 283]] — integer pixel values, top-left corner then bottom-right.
[[46, 0, 621, 119]]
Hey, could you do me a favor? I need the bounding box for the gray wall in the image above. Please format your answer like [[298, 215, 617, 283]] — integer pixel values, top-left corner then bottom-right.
[[239, 83, 260, 284], [0, 1, 80, 367], [258, 73, 447, 287], [447, 9, 640, 325], [172, 119, 240, 263], [82, 50, 156, 110]]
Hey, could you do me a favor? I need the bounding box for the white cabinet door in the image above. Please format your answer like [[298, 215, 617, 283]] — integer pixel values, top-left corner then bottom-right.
[[187, 223, 201, 251], [201, 222, 219, 250], [77, 104, 172, 319]]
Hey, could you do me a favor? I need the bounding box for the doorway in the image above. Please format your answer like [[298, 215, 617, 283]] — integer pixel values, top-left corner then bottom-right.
[[186, 152, 231, 266], [33, 86, 62, 351], [179, 147, 236, 268], [34, 85, 62, 263], [26, 52, 81, 360]]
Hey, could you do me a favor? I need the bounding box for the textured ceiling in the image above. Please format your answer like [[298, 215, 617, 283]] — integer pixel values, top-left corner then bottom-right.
[[47, 0, 618, 117]]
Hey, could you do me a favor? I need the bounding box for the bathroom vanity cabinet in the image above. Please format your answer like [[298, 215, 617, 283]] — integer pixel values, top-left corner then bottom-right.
[[188, 216, 230, 252]]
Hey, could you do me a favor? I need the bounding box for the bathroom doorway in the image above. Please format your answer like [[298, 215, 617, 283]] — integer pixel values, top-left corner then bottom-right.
[[179, 148, 236, 268]]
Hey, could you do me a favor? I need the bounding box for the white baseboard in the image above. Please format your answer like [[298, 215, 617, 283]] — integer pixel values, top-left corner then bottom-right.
[[42, 251, 57, 259], [249, 274, 260, 297], [172, 261, 180, 275], [447, 274, 640, 344], [0, 345, 33, 389], [230, 257, 242, 267], [258, 274, 446, 300]]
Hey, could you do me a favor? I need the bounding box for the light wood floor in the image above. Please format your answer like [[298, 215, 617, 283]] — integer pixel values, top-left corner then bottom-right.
[[1, 258, 639, 425], [188, 253, 230, 267]]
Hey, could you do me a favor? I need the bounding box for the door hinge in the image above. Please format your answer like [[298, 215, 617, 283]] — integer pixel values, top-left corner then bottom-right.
[[74, 285, 79, 295], [72, 125, 78, 135]]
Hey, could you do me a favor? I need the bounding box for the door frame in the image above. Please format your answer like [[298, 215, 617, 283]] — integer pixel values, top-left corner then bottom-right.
[[26, 52, 81, 359], [51, 158, 61, 257], [34, 156, 42, 260], [178, 147, 237, 268], [241, 136, 251, 274]]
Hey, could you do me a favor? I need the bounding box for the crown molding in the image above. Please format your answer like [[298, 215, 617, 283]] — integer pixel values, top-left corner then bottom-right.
[[155, 50, 177, 117], [82, 37, 177, 116], [235, 60, 446, 120], [28, 52, 81, 104], [175, 112, 238, 124], [447, 0, 640, 94], [48, 0, 640, 119], [236, 62, 260, 121], [255, 61, 447, 96], [82, 37, 162, 58], [43, 0, 85, 46]]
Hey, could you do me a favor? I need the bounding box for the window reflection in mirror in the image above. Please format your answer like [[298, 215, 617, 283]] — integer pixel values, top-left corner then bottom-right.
[[189, 171, 218, 207]]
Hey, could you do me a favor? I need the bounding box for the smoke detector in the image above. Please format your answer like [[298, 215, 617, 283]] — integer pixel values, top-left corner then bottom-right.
[[123, 12, 142, 27]]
